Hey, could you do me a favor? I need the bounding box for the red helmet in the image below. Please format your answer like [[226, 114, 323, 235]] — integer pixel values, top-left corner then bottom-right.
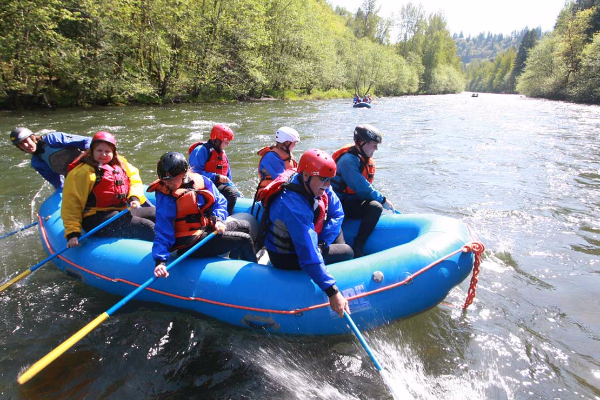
[[297, 149, 337, 178], [92, 131, 117, 147], [210, 124, 234, 141]]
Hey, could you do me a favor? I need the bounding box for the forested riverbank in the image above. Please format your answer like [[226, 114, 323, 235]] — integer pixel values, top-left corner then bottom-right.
[[463, 0, 600, 104], [0, 0, 463, 109]]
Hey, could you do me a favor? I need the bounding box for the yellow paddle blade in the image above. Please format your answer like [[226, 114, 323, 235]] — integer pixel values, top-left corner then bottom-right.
[[18, 312, 110, 385], [0, 269, 32, 293]]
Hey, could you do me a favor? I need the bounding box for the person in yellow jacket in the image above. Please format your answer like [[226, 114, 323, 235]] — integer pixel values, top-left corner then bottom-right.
[[62, 131, 155, 248]]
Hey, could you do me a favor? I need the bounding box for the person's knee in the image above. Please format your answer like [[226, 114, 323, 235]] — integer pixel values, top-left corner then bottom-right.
[[368, 200, 383, 217], [226, 219, 251, 234], [219, 185, 238, 200]]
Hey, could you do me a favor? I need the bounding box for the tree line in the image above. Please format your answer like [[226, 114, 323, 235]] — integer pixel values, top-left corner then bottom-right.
[[0, 0, 464, 109], [464, 0, 600, 103], [454, 28, 540, 64]]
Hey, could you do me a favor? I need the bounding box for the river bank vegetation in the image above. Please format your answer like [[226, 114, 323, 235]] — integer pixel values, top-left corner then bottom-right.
[[3, 0, 596, 109], [0, 0, 462, 109], [463, 0, 600, 104]]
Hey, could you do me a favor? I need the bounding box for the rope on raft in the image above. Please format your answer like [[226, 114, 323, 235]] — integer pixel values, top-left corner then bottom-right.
[[462, 241, 485, 310], [149, 240, 486, 315]]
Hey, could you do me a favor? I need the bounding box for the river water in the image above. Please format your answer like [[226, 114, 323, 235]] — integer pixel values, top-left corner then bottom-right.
[[0, 94, 599, 399]]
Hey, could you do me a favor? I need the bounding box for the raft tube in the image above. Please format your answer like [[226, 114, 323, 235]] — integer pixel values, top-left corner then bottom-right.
[[353, 102, 372, 108], [37, 191, 477, 335]]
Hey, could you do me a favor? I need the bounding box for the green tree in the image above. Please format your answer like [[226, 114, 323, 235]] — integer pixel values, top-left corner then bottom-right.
[[516, 34, 568, 99], [570, 31, 600, 102]]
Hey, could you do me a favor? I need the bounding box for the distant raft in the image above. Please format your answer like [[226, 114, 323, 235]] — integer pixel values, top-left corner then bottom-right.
[[37, 191, 480, 335], [353, 102, 372, 108]]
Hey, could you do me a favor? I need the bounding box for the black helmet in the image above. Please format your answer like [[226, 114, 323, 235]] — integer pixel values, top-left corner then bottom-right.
[[9, 127, 34, 146], [157, 152, 188, 180], [353, 124, 382, 144]]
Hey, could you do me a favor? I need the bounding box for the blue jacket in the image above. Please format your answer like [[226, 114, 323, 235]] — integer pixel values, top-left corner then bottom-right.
[[265, 174, 345, 292], [189, 142, 233, 183], [31, 132, 91, 189], [152, 175, 229, 264], [258, 151, 287, 181], [332, 152, 385, 204]]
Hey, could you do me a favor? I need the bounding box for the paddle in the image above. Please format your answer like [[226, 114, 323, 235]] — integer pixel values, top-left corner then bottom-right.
[[0, 220, 41, 240], [0, 208, 130, 294], [17, 231, 217, 385], [344, 311, 410, 400]]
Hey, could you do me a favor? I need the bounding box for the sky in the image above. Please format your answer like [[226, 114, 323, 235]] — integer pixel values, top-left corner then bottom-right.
[[326, 0, 568, 37]]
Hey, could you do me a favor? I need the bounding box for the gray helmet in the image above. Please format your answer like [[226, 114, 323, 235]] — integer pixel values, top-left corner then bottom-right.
[[9, 127, 34, 146], [353, 124, 382, 144], [157, 152, 189, 180]]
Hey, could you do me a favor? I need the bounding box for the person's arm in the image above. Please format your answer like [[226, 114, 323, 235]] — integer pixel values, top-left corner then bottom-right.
[[120, 156, 147, 205], [337, 154, 385, 203], [190, 145, 218, 181], [152, 193, 177, 266], [279, 194, 336, 291], [318, 188, 345, 246], [204, 177, 229, 221], [61, 165, 95, 239], [30, 155, 63, 189], [44, 132, 91, 150], [260, 152, 286, 180]]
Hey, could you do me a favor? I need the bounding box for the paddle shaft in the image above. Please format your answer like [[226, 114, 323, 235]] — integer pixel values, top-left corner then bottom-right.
[[0, 221, 39, 240], [344, 311, 383, 370], [344, 311, 407, 400], [0, 208, 130, 294], [17, 231, 217, 385]]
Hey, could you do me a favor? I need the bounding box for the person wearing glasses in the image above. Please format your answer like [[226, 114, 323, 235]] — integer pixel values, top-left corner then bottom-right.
[[259, 149, 353, 317], [331, 124, 396, 258]]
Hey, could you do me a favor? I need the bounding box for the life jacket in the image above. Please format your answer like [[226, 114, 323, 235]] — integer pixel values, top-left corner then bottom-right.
[[84, 163, 131, 209], [36, 142, 83, 176], [255, 146, 298, 199], [258, 171, 329, 253], [331, 144, 376, 195], [188, 141, 229, 176], [147, 172, 216, 251]]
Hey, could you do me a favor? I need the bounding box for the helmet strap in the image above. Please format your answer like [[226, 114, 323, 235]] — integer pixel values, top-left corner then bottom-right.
[[302, 175, 317, 198], [356, 140, 369, 159], [212, 139, 223, 151]]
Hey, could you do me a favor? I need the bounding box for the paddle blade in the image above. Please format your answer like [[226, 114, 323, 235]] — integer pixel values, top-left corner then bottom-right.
[[0, 269, 32, 293], [17, 312, 109, 385]]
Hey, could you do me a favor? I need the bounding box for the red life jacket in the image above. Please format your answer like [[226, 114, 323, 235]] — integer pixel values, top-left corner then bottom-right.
[[259, 170, 328, 235], [331, 144, 376, 195], [84, 163, 131, 209], [255, 146, 298, 199], [188, 141, 229, 176], [147, 172, 216, 251]]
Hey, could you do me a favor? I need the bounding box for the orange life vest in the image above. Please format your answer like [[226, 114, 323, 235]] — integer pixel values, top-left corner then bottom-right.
[[331, 144, 376, 195], [85, 163, 130, 209], [147, 172, 216, 251], [188, 141, 229, 176], [255, 146, 298, 199], [259, 170, 328, 236]]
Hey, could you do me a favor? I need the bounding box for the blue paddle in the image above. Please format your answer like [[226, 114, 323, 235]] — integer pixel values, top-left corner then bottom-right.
[[17, 231, 217, 385], [344, 311, 411, 399], [0, 208, 130, 294], [0, 220, 40, 240]]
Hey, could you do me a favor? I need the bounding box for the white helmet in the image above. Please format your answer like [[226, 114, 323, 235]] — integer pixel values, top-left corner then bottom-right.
[[275, 127, 300, 144]]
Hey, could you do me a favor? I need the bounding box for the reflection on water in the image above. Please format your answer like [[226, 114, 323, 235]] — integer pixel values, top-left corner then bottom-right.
[[1, 94, 600, 399]]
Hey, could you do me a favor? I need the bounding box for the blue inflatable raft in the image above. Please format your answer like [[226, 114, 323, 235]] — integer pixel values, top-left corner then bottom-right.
[[353, 102, 372, 108], [37, 191, 480, 335]]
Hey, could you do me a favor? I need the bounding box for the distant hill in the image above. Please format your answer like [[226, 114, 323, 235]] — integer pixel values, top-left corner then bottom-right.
[[453, 28, 542, 64]]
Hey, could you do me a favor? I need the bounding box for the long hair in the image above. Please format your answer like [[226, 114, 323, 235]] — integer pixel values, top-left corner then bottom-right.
[[70, 141, 126, 171]]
